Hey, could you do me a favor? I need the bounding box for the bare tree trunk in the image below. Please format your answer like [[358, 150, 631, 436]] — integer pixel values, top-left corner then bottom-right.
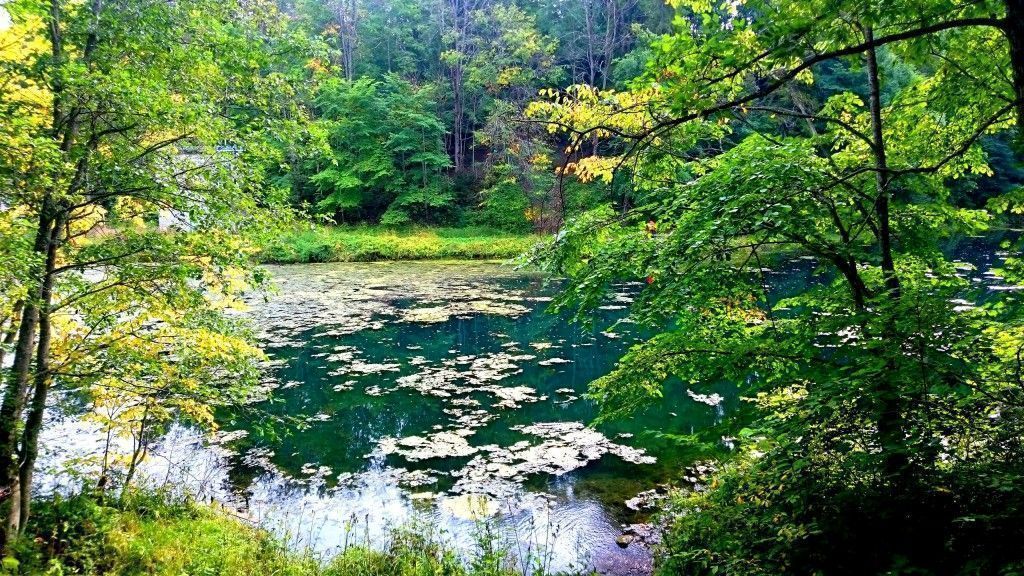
[[338, 0, 358, 80], [452, 68, 464, 171], [444, 0, 477, 173], [600, 0, 616, 90], [583, 0, 598, 86]]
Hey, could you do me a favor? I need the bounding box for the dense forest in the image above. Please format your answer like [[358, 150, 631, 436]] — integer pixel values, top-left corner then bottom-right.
[[224, 0, 674, 230], [2, 0, 1024, 575]]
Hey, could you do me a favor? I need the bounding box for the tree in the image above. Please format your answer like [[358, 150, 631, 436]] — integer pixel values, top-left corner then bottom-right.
[[528, 0, 1024, 572], [0, 0, 298, 545], [308, 75, 452, 223]]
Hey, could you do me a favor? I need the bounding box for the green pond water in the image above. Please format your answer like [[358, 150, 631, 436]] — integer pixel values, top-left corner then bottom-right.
[[215, 261, 737, 574]]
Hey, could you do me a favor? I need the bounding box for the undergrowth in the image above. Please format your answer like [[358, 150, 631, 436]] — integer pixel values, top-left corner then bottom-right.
[[256, 225, 542, 264], [4, 491, 552, 576]]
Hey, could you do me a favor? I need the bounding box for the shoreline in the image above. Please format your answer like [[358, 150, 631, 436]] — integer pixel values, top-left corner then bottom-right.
[[256, 225, 546, 264]]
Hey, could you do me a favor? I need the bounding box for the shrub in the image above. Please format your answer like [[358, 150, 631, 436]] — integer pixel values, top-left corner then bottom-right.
[[471, 177, 532, 233]]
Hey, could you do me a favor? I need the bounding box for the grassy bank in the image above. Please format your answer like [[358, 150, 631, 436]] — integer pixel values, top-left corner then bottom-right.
[[256, 225, 544, 264], [8, 492, 531, 576]]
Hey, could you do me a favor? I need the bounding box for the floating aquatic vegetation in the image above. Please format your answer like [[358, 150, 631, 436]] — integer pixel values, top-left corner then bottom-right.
[[247, 263, 539, 350], [389, 351, 543, 412], [686, 389, 725, 406], [538, 357, 572, 366], [332, 380, 357, 392], [402, 306, 452, 323], [492, 386, 543, 409], [324, 347, 359, 363], [346, 360, 402, 375], [300, 463, 333, 478], [210, 429, 248, 445], [456, 413, 498, 429], [447, 422, 656, 497], [242, 447, 276, 471], [394, 468, 440, 487], [378, 430, 479, 461], [236, 262, 666, 539]]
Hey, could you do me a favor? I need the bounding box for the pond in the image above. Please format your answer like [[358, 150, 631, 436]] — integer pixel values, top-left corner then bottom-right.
[[208, 261, 738, 575], [34, 234, 1017, 575]]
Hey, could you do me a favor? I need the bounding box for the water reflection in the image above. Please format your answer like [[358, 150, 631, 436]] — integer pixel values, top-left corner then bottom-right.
[[214, 261, 716, 573]]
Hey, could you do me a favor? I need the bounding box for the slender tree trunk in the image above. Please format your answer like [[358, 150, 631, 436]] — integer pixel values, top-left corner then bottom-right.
[[862, 27, 926, 568], [121, 402, 151, 499], [583, 0, 598, 87], [338, 0, 358, 80], [449, 0, 466, 172], [0, 208, 54, 507], [13, 213, 65, 534], [452, 72, 464, 171], [865, 27, 908, 484], [601, 0, 616, 90]]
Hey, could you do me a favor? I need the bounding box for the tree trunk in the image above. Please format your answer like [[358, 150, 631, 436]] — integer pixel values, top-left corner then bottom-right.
[[601, 0, 616, 90], [121, 402, 151, 500], [0, 208, 54, 512], [865, 27, 908, 483], [13, 213, 65, 535], [338, 0, 358, 81]]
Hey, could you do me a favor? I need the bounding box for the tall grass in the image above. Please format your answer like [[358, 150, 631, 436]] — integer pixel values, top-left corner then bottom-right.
[[8, 492, 569, 576], [256, 225, 543, 264]]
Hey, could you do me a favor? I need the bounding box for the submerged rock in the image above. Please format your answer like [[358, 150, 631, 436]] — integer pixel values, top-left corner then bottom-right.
[[618, 523, 661, 547], [624, 489, 667, 511], [440, 493, 500, 520]]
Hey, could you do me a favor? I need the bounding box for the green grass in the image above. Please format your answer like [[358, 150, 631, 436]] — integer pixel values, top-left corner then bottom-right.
[[256, 225, 544, 264], [8, 492, 540, 576]]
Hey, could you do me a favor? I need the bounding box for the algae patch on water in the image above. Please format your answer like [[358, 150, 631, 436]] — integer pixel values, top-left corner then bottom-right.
[[240, 261, 661, 505]]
